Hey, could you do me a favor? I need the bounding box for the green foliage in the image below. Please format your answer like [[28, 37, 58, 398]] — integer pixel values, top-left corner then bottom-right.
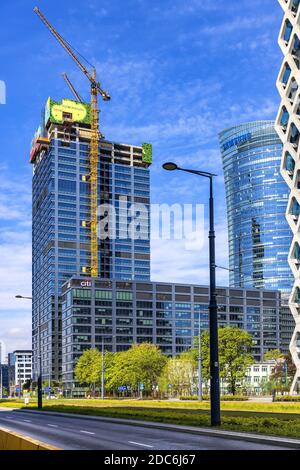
[[192, 327, 254, 395], [179, 395, 249, 401], [75, 348, 102, 388], [159, 357, 195, 396], [274, 396, 300, 402], [106, 343, 167, 392], [264, 349, 284, 362]]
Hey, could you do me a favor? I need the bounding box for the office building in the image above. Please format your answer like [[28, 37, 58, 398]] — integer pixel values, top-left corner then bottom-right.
[[61, 277, 281, 392], [276, 0, 300, 392], [8, 351, 32, 391], [219, 121, 294, 354], [219, 121, 293, 294], [31, 98, 152, 381]]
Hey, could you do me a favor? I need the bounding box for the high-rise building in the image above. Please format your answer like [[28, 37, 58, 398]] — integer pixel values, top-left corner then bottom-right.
[[276, 0, 300, 392], [31, 97, 152, 381], [219, 121, 294, 354], [219, 121, 293, 293]]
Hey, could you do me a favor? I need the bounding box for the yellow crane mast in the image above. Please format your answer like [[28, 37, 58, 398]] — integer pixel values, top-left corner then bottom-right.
[[34, 7, 111, 278]]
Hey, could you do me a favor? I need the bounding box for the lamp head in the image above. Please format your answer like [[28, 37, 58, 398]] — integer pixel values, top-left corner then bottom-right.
[[162, 162, 179, 171]]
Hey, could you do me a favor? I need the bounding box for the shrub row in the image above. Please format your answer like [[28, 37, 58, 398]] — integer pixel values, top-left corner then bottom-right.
[[179, 395, 249, 401], [274, 395, 300, 402]]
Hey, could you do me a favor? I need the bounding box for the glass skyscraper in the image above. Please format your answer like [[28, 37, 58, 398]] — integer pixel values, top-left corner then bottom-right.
[[31, 97, 151, 381], [219, 121, 293, 294]]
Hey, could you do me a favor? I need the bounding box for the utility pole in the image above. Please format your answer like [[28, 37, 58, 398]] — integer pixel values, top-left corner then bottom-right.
[[198, 314, 202, 401]]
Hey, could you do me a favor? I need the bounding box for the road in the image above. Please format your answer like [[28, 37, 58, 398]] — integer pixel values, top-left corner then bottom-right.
[[0, 408, 291, 450]]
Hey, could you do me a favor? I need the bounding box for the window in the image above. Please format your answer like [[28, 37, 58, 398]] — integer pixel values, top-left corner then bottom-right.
[[284, 19, 293, 43], [282, 63, 291, 86], [95, 290, 112, 300], [285, 152, 295, 177], [280, 106, 289, 131], [116, 291, 133, 301]]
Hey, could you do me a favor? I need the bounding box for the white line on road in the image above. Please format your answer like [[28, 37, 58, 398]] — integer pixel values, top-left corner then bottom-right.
[[23, 420, 32, 423], [47, 424, 58, 428], [80, 430, 95, 435], [129, 441, 154, 448]]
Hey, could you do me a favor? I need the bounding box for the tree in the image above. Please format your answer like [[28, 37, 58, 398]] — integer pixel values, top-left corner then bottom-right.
[[159, 357, 195, 397], [264, 349, 284, 363], [189, 327, 254, 395], [106, 343, 167, 394], [75, 348, 102, 393], [285, 351, 296, 381]]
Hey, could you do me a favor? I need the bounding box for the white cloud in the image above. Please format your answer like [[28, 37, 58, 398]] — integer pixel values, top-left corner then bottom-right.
[[0, 169, 32, 353], [151, 221, 229, 286]]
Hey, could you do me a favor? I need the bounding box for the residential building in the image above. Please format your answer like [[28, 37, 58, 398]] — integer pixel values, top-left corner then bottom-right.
[[8, 351, 32, 392], [275, 0, 300, 392], [245, 361, 277, 395], [61, 277, 281, 393], [31, 97, 152, 381], [219, 121, 294, 354]]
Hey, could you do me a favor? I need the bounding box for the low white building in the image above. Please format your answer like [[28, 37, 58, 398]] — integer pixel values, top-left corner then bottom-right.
[[244, 360, 277, 394], [8, 350, 32, 393]]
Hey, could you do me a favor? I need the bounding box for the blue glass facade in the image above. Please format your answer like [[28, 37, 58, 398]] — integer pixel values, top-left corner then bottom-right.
[[32, 112, 151, 380], [219, 121, 293, 294]]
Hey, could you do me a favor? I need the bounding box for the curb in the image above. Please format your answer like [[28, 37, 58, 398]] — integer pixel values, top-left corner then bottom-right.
[[0, 425, 61, 451], [15, 408, 300, 449]]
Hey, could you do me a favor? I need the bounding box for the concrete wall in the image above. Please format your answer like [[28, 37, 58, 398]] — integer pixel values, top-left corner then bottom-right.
[[0, 427, 60, 450]]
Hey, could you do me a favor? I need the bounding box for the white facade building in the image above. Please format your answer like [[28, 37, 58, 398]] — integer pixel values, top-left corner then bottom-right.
[[275, 0, 300, 393], [8, 351, 32, 389], [245, 361, 276, 395]]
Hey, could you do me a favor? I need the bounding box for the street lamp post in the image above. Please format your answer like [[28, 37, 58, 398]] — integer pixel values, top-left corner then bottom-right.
[[101, 337, 105, 401], [162, 162, 221, 426], [198, 315, 202, 401], [15, 295, 43, 410]]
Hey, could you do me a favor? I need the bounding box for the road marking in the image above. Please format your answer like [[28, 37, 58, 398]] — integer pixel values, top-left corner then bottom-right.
[[47, 424, 58, 428], [23, 420, 32, 423], [80, 430, 95, 435], [129, 441, 154, 448]]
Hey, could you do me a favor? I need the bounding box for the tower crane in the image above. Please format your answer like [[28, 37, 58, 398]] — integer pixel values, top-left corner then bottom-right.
[[34, 6, 111, 279], [62, 73, 83, 103]]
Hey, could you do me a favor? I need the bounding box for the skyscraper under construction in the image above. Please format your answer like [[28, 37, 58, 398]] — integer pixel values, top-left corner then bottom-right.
[[31, 97, 152, 380]]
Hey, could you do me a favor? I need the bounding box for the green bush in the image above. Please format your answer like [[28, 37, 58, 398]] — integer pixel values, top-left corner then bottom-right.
[[274, 395, 300, 402], [179, 395, 249, 401]]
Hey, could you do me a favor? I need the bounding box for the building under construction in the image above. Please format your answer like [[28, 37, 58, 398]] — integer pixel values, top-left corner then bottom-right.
[[31, 98, 152, 380]]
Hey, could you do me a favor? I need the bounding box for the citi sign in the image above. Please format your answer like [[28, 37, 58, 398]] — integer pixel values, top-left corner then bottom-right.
[[0, 81, 6, 104]]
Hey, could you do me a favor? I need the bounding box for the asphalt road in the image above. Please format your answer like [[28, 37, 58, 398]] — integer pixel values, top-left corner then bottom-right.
[[0, 408, 291, 450]]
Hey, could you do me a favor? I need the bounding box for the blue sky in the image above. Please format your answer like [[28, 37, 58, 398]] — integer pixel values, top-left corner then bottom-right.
[[0, 0, 283, 354]]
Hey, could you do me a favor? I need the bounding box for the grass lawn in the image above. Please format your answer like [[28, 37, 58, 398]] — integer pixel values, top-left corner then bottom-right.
[[2, 398, 300, 439]]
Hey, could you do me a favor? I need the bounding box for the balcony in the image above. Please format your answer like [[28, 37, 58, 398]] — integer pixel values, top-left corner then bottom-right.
[[289, 123, 300, 150], [292, 0, 300, 16], [291, 197, 300, 223], [288, 78, 298, 103], [291, 35, 300, 67]]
